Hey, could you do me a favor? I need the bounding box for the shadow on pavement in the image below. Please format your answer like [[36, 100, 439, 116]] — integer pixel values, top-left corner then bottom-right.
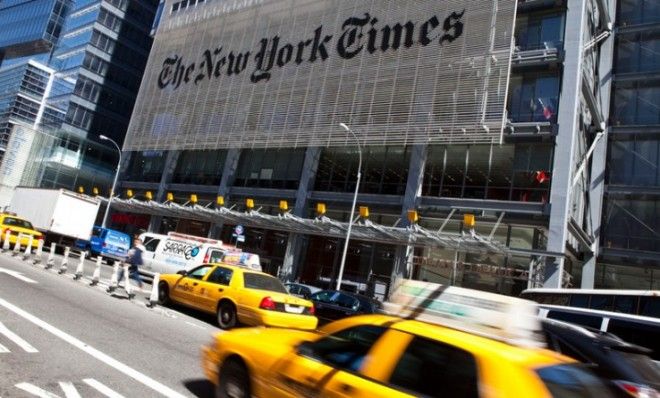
[[183, 379, 214, 397]]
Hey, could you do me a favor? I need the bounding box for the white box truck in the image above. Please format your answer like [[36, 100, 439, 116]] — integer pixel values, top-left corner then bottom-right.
[[8, 187, 100, 246]]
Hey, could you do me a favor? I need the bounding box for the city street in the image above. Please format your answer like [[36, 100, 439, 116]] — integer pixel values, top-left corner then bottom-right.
[[0, 251, 218, 397]]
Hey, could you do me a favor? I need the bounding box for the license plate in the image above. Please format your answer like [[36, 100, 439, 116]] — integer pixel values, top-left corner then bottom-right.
[[285, 304, 304, 314]]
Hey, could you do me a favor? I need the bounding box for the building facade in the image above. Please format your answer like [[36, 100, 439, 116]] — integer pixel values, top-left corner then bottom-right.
[[0, 0, 159, 195], [598, 0, 660, 289], [117, 0, 640, 296]]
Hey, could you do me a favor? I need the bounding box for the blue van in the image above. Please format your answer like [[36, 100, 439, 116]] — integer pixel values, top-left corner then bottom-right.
[[76, 226, 131, 264]]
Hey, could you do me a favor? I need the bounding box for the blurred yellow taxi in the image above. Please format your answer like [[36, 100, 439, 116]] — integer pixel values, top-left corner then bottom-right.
[[0, 213, 42, 249], [158, 263, 317, 330], [201, 281, 618, 398]]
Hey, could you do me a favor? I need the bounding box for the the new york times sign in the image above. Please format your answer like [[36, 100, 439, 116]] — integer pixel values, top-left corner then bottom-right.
[[157, 11, 464, 89]]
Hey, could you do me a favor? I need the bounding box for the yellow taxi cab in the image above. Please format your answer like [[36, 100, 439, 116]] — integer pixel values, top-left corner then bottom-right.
[[158, 263, 317, 330], [0, 213, 43, 249], [201, 280, 618, 398]]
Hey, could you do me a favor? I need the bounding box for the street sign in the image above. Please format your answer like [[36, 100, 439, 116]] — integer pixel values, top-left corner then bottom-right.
[[237, 235, 245, 243], [234, 225, 244, 235]]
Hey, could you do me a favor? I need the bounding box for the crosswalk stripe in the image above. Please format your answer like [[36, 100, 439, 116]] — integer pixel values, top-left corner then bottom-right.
[[58, 382, 81, 398], [0, 321, 38, 353], [0, 342, 9, 353], [83, 379, 126, 398], [15, 383, 61, 398]]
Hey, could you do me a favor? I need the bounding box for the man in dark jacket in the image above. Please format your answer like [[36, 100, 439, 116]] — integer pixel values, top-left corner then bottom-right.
[[117, 238, 144, 290]]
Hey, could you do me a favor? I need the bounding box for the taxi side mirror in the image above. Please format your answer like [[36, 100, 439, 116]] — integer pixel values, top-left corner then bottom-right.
[[177, 270, 187, 276]]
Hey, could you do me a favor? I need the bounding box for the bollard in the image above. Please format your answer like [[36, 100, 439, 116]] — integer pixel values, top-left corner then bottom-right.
[[107, 263, 119, 292], [124, 264, 134, 299], [2, 230, 10, 252], [73, 251, 85, 280], [58, 246, 70, 274], [45, 243, 56, 269], [90, 256, 102, 286], [22, 235, 33, 261], [32, 239, 44, 265], [146, 273, 160, 308], [12, 234, 21, 256]]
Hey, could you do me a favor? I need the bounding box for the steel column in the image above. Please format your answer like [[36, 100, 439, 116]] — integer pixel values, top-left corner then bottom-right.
[[544, 0, 588, 288]]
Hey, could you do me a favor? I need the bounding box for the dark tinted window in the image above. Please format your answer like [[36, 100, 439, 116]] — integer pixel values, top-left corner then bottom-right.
[[208, 267, 233, 285], [590, 295, 614, 312], [243, 273, 288, 293], [536, 364, 617, 397], [569, 295, 590, 308], [333, 293, 359, 309], [302, 325, 386, 372], [613, 296, 637, 314], [311, 290, 337, 303], [3, 217, 34, 229], [389, 336, 478, 398], [639, 297, 660, 318], [143, 238, 160, 252], [208, 249, 224, 263], [546, 310, 603, 329], [607, 319, 660, 360]]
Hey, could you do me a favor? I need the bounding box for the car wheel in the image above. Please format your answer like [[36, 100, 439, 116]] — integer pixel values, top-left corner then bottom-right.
[[158, 282, 170, 305], [216, 359, 250, 398], [217, 301, 237, 330]]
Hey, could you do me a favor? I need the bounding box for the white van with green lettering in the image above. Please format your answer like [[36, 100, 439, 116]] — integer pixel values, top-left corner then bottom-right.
[[138, 231, 261, 276]]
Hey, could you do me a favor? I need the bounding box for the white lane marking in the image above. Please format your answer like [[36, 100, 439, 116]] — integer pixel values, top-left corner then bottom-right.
[[0, 267, 37, 284], [83, 378, 126, 398], [58, 382, 82, 398], [0, 321, 38, 352], [0, 342, 9, 353], [15, 383, 61, 398], [0, 298, 187, 398], [184, 321, 206, 330]]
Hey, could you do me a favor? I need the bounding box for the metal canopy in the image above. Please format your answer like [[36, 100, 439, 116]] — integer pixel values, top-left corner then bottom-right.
[[109, 198, 508, 255]]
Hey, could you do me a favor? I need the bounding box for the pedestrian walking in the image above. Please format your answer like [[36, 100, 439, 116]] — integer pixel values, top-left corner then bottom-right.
[[117, 238, 145, 291]]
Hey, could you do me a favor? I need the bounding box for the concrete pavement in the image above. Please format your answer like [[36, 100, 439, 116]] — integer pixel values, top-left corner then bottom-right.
[[0, 251, 219, 397]]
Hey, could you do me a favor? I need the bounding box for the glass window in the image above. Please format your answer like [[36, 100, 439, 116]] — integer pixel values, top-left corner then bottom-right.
[[234, 149, 304, 189], [311, 290, 336, 303], [613, 296, 637, 314], [172, 149, 226, 185], [515, 11, 565, 51], [332, 293, 359, 310], [569, 294, 590, 308], [2, 217, 34, 229], [606, 319, 660, 360], [188, 265, 212, 280], [508, 73, 560, 123], [243, 273, 288, 293], [639, 297, 660, 317], [301, 325, 386, 372], [207, 267, 233, 285], [546, 310, 603, 329], [142, 238, 160, 252], [536, 365, 617, 397], [389, 336, 478, 398], [125, 151, 166, 183], [589, 295, 614, 311], [617, 0, 660, 26]]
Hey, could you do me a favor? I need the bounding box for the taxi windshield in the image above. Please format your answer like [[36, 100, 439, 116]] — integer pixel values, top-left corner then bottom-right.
[[3, 217, 34, 229], [243, 273, 288, 293]]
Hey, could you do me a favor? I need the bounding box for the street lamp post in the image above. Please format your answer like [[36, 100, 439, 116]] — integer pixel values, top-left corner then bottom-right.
[[336, 123, 362, 290], [99, 135, 121, 228]]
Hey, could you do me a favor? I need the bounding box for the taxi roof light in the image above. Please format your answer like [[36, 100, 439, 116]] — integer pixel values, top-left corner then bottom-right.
[[383, 279, 545, 348]]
